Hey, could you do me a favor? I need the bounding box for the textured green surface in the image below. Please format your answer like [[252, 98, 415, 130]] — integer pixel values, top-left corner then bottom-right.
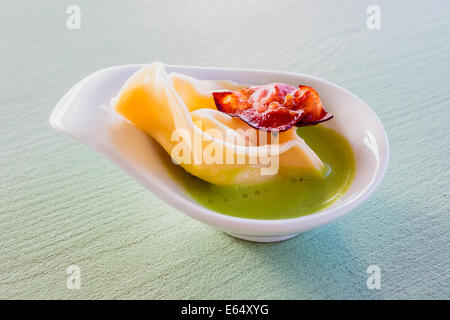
[[0, 0, 449, 299]]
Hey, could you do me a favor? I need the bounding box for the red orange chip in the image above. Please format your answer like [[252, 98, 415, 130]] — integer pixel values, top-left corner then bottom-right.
[[213, 83, 332, 131]]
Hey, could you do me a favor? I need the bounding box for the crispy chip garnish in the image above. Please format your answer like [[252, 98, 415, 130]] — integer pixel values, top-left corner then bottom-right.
[[213, 83, 332, 131]]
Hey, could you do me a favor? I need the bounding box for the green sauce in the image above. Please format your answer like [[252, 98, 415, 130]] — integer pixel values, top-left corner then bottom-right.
[[168, 125, 355, 219]]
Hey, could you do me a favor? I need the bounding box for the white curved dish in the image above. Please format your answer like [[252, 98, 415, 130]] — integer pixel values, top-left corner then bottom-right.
[[50, 64, 389, 242]]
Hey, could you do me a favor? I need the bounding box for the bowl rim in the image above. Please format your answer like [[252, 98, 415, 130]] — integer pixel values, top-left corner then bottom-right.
[[50, 63, 390, 236]]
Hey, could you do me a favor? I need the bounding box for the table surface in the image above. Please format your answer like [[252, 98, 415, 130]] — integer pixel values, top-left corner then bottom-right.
[[1, 0, 449, 299]]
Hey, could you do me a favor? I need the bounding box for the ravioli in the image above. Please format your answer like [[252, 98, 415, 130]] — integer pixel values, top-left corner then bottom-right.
[[113, 62, 325, 185]]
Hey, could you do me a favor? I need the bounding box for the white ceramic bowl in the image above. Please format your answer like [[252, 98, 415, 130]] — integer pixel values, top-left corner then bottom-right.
[[50, 64, 389, 242]]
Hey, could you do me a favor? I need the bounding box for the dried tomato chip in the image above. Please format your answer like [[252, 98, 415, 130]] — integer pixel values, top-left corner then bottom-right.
[[213, 83, 332, 131]]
